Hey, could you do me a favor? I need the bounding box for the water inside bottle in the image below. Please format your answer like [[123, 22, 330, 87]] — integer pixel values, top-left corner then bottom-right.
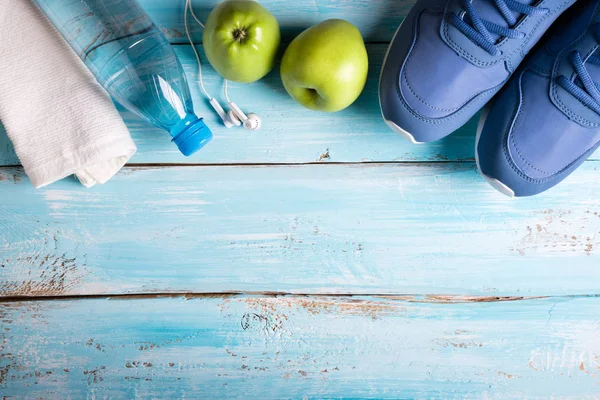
[[87, 31, 195, 132]]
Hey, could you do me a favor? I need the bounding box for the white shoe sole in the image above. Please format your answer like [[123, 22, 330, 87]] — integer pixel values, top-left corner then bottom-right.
[[475, 107, 516, 198], [384, 119, 422, 144]]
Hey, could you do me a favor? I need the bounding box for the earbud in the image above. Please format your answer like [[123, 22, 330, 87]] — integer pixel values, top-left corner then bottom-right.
[[227, 109, 242, 127], [209, 98, 260, 130], [209, 98, 233, 128], [228, 102, 261, 131], [244, 113, 261, 130]]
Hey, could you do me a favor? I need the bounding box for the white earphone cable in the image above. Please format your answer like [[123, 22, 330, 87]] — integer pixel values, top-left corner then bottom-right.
[[184, 0, 246, 127], [188, 1, 205, 28], [224, 79, 231, 103], [184, 0, 210, 99]]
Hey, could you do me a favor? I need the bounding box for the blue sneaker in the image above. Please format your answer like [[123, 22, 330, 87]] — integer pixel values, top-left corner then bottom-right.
[[477, 0, 600, 197], [379, 0, 576, 143]]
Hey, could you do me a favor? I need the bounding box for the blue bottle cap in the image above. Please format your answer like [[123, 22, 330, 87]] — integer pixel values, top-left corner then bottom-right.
[[171, 114, 213, 156]]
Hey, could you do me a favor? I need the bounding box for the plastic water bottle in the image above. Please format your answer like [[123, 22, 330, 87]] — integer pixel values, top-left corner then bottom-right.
[[33, 0, 212, 156]]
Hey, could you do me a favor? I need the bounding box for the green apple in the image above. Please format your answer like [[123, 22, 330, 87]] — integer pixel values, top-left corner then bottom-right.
[[280, 19, 369, 112], [203, 0, 281, 83]]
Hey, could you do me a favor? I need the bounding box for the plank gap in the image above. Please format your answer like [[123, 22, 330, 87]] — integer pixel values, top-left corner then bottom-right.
[[3, 292, 600, 304], [2, 160, 599, 170]]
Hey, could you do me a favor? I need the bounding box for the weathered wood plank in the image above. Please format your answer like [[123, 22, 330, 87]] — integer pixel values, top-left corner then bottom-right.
[[141, 0, 415, 43], [2, 162, 600, 297], [1, 295, 599, 398], [0, 45, 482, 166]]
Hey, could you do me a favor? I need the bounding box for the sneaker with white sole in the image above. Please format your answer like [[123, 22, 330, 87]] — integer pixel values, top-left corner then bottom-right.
[[379, 0, 576, 143], [477, 0, 600, 197]]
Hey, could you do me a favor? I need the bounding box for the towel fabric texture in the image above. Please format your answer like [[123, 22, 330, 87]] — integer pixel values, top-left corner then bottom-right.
[[0, 0, 136, 188]]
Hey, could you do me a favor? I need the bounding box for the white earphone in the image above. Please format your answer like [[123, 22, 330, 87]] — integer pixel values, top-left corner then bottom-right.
[[228, 107, 262, 130], [184, 0, 261, 131]]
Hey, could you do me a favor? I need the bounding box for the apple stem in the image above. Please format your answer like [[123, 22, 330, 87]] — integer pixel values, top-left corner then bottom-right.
[[233, 28, 247, 43]]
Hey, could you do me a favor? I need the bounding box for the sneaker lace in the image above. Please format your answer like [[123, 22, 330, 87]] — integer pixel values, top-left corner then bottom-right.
[[557, 24, 600, 115], [450, 0, 548, 56]]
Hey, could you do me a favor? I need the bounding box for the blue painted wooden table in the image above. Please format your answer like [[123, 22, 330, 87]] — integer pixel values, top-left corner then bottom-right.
[[2, 1, 600, 398]]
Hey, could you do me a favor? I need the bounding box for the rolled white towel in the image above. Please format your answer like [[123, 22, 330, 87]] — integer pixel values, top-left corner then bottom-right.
[[0, 0, 136, 188]]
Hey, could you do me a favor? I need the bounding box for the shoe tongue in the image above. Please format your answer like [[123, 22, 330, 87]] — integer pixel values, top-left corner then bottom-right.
[[470, 0, 535, 42]]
